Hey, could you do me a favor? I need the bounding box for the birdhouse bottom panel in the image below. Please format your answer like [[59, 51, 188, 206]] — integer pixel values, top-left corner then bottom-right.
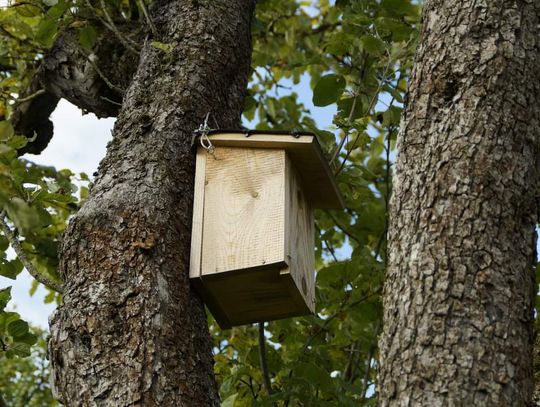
[[192, 266, 313, 329]]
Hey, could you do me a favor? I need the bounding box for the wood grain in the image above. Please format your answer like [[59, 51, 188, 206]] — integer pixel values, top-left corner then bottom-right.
[[203, 132, 344, 209], [285, 157, 315, 312], [200, 266, 312, 329], [189, 149, 207, 279], [190, 143, 324, 327], [201, 147, 286, 275]]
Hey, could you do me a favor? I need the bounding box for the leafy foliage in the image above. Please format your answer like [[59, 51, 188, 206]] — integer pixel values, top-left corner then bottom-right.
[[0, 287, 37, 359], [0, 325, 59, 406], [212, 0, 420, 405]]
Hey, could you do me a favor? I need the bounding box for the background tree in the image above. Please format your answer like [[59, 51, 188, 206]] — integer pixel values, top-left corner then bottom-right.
[[379, 0, 540, 405]]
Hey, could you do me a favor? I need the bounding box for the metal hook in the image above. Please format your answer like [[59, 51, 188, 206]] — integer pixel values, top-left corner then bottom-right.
[[198, 113, 216, 158]]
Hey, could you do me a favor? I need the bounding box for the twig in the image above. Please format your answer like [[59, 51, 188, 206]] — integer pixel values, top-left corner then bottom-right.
[[303, 290, 381, 352], [360, 319, 381, 403], [77, 47, 125, 94], [330, 95, 358, 164], [324, 211, 361, 245], [14, 89, 45, 105], [239, 378, 258, 400], [0, 212, 64, 294], [137, 0, 158, 37], [315, 222, 338, 262], [322, 238, 338, 262], [258, 322, 274, 395], [334, 45, 396, 176], [99, 0, 140, 52], [383, 126, 395, 265], [342, 342, 358, 381], [85, 0, 139, 54], [2, 1, 44, 12], [100, 96, 123, 106]]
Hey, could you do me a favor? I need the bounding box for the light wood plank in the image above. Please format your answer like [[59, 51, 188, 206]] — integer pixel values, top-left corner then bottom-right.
[[201, 147, 286, 275], [189, 149, 207, 279], [285, 157, 316, 312], [200, 266, 312, 329], [205, 132, 344, 209]]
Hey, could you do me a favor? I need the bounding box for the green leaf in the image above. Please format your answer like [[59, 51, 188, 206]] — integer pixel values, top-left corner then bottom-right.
[[7, 342, 32, 358], [295, 362, 335, 392], [221, 393, 238, 407], [382, 106, 402, 126], [78, 25, 97, 50], [8, 319, 29, 338], [0, 287, 11, 312], [0, 235, 8, 251], [0, 259, 23, 280], [15, 331, 38, 345], [359, 35, 386, 55], [0, 144, 13, 155], [35, 19, 58, 48], [44, 290, 56, 304], [43, 0, 59, 5], [0, 121, 14, 141], [6, 197, 43, 234], [47, 0, 69, 19], [14, 4, 41, 17], [7, 135, 28, 150], [337, 97, 363, 122], [313, 74, 346, 107]]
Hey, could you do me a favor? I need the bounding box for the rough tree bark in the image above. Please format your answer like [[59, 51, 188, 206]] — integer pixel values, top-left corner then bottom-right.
[[379, 0, 540, 405], [14, 26, 140, 155], [48, 1, 254, 405]]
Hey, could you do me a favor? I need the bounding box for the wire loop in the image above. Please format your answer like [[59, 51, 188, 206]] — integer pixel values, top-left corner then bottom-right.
[[196, 112, 217, 158]]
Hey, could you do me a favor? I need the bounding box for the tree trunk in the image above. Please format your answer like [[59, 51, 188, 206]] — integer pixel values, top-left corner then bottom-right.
[[48, 1, 254, 405], [379, 0, 540, 405]]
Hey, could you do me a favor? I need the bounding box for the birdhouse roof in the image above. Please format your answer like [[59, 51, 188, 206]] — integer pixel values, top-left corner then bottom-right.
[[197, 130, 344, 209]]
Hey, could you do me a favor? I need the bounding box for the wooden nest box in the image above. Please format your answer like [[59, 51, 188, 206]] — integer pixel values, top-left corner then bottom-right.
[[190, 131, 343, 329]]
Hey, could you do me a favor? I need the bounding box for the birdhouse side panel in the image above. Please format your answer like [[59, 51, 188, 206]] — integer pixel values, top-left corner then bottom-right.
[[200, 147, 286, 275], [189, 149, 208, 279], [285, 157, 316, 312]]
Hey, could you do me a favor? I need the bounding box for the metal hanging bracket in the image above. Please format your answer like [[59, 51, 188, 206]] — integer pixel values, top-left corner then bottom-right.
[[192, 112, 217, 159]]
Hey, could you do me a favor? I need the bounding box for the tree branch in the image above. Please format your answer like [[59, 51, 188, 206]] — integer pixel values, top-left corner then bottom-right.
[[315, 222, 338, 262], [334, 47, 396, 176], [360, 319, 381, 403], [330, 95, 357, 164], [97, 0, 140, 54], [137, 0, 158, 37], [324, 211, 361, 245], [258, 322, 273, 395], [0, 212, 64, 294], [77, 47, 125, 95], [13, 89, 46, 105]]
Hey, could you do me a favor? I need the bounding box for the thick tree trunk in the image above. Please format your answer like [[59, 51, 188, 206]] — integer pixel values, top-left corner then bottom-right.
[[379, 0, 540, 405], [48, 1, 254, 405]]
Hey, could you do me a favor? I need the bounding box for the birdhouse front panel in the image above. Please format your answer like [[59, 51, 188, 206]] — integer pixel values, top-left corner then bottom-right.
[[201, 147, 286, 275], [189, 131, 343, 329]]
